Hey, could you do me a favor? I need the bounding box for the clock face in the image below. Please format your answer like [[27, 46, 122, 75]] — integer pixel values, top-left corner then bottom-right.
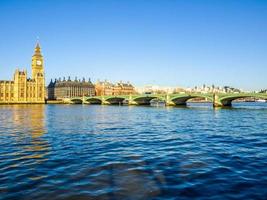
[[36, 60, 42, 65]]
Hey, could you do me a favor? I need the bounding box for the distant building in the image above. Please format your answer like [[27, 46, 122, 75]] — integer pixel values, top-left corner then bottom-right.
[[47, 77, 95, 100], [135, 85, 182, 94], [95, 80, 135, 96], [95, 80, 114, 96], [172, 87, 186, 94], [113, 81, 135, 95], [190, 84, 242, 94], [0, 43, 45, 103]]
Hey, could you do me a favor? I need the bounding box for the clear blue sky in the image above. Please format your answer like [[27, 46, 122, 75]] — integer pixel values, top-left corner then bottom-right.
[[0, 0, 266, 90]]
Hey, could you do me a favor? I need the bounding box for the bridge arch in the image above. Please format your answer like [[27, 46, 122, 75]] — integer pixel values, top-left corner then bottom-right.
[[85, 97, 102, 104], [70, 99, 83, 104], [219, 94, 267, 107], [105, 97, 126, 105], [169, 94, 213, 106], [132, 96, 158, 105]]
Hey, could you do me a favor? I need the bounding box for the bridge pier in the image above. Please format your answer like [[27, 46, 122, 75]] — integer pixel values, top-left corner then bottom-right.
[[213, 102, 223, 107], [100, 96, 109, 105], [166, 101, 186, 106], [82, 96, 86, 104], [212, 93, 233, 107], [128, 95, 137, 105], [63, 98, 71, 104], [213, 101, 232, 108], [166, 95, 174, 106], [128, 100, 138, 105], [213, 93, 222, 107], [166, 101, 175, 106]]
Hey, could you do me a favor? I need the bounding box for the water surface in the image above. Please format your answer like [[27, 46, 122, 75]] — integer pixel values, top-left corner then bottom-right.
[[0, 103, 267, 199]]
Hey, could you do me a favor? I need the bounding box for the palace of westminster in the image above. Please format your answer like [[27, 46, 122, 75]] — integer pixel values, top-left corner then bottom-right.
[[1, 42, 262, 105], [0, 43, 135, 104]]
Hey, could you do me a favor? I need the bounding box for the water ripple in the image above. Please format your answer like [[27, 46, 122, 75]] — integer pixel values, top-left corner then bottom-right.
[[1, 103, 267, 199]]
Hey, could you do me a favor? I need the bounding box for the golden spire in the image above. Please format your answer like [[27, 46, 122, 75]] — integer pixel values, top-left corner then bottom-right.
[[34, 40, 42, 56]]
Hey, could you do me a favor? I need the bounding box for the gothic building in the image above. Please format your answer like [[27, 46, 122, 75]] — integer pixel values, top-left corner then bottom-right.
[[0, 43, 45, 103], [47, 77, 95, 100]]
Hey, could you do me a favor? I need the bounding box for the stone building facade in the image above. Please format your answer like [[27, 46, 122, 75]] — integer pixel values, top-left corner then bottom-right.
[[0, 43, 45, 104], [47, 77, 95, 100], [95, 80, 135, 96], [113, 81, 135, 95], [95, 80, 114, 96]]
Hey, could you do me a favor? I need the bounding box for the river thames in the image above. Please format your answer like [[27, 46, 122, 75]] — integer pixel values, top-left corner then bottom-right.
[[0, 103, 267, 200]]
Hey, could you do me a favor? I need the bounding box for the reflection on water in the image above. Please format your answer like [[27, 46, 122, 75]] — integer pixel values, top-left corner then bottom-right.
[[11, 104, 49, 159], [0, 104, 49, 195], [12, 104, 46, 134], [1, 103, 267, 199]]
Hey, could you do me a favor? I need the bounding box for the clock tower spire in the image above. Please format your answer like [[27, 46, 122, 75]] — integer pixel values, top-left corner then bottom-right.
[[31, 42, 45, 102], [32, 42, 44, 79]]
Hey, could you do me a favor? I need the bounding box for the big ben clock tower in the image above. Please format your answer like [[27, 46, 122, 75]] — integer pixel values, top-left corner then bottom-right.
[[31, 42, 45, 102], [32, 43, 44, 78]]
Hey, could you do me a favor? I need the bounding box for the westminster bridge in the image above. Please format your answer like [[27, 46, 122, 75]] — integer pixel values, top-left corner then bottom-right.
[[62, 93, 267, 107]]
